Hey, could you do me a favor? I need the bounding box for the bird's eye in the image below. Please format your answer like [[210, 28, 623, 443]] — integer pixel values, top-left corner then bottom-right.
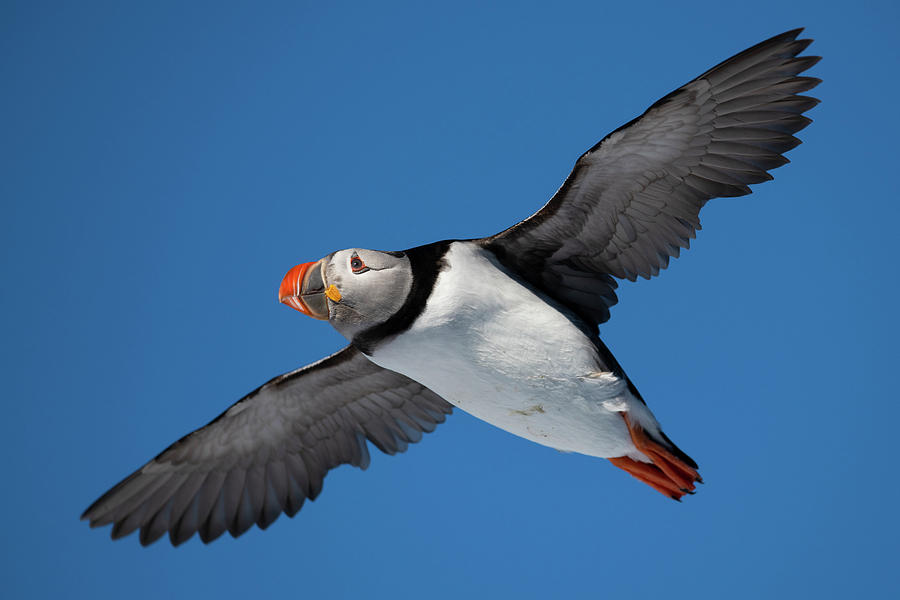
[[350, 256, 369, 273]]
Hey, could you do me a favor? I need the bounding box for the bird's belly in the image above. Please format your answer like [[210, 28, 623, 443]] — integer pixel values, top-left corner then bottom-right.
[[367, 242, 636, 458], [371, 330, 634, 457]]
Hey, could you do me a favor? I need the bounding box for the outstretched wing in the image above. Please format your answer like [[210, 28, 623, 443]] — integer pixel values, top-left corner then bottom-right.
[[483, 28, 820, 326], [82, 346, 452, 546]]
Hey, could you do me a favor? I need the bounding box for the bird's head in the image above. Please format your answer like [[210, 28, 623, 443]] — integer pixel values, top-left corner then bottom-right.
[[279, 248, 413, 340]]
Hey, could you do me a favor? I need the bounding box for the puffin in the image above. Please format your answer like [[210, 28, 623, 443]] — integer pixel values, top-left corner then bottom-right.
[[83, 29, 820, 546]]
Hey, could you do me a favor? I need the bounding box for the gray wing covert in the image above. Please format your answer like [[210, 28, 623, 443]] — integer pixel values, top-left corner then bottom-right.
[[81, 346, 452, 546], [484, 29, 820, 326]]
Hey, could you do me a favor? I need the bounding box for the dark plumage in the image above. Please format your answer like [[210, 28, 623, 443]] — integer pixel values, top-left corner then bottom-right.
[[486, 29, 819, 326], [83, 348, 451, 546]]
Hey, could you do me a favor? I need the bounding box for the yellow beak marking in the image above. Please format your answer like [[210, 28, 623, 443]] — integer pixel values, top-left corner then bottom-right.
[[324, 284, 342, 303]]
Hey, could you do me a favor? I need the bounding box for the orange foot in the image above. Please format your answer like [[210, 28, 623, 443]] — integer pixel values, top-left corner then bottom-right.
[[608, 414, 702, 501]]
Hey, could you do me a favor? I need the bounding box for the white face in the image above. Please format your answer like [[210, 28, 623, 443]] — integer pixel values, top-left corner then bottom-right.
[[322, 248, 413, 341]]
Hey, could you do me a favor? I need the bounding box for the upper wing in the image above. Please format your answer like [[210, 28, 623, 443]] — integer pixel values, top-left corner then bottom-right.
[[81, 346, 452, 546], [483, 29, 820, 326]]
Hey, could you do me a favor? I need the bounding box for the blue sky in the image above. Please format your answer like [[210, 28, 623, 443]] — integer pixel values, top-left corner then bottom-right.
[[3, 1, 898, 598]]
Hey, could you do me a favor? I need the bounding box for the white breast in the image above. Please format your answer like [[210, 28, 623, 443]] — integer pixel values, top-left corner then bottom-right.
[[368, 242, 647, 459]]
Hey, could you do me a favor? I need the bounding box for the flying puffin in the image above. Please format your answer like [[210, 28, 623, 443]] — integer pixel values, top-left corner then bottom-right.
[[83, 29, 820, 546]]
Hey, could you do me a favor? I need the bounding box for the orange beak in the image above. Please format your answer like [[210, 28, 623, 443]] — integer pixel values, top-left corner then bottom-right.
[[279, 260, 330, 320]]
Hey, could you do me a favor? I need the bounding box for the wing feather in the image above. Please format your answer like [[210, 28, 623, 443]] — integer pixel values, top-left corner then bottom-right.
[[483, 29, 820, 326], [82, 346, 452, 546]]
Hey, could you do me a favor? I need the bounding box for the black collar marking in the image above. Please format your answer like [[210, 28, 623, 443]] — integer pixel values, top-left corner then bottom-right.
[[352, 240, 454, 355]]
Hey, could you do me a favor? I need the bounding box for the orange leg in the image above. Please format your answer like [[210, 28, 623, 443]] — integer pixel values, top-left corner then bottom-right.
[[609, 414, 702, 500], [608, 456, 686, 499]]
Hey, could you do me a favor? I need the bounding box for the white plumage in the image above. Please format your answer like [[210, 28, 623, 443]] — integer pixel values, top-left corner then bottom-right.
[[369, 242, 658, 460]]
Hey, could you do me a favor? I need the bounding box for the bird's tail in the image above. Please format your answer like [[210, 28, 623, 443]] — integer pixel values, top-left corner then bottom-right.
[[609, 413, 702, 500]]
